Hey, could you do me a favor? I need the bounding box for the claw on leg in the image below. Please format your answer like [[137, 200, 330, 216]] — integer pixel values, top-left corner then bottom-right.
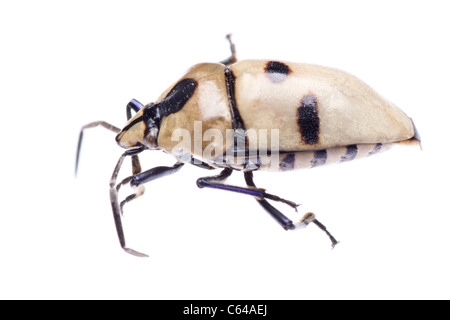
[[294, 212, 339, 249]]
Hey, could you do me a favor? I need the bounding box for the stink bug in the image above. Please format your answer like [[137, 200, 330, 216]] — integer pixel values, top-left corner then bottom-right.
[[76, 35, 420, 257]]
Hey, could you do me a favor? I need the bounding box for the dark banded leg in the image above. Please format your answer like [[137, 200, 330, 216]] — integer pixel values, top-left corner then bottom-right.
[[243, 171, 296, 230], [75, 121, 121, 175], [296, 213, 339, 248], [109, 147, 148, 257], [220, 34, 237, 66], [77, 99, 149, 257], [125, 99, 144, 178], [116, 162, 185, 215], [115, 146, 143, 191], [116, 99, 146, 213], [244, 171, 339, 248], [197, 169, 299, 210], [115, 156, 145, 215]]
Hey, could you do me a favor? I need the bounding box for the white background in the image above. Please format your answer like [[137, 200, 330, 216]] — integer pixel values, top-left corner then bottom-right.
[[1, 0, 449, 300]]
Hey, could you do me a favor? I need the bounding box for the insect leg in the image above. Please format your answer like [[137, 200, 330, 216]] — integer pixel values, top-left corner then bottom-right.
[[129, 162, 185, 186], [219, 34, 237, 66], [75, 121, 121, 176], [115, 155, 145, 214], [116, 162, 185, 214], [123, 98, 146, 211], [295, 213, 339, 248], [242, 171, 296, 230], [109, 147, 148, 257], [196, 169, 299, 210], [244, 171, 339, 248]]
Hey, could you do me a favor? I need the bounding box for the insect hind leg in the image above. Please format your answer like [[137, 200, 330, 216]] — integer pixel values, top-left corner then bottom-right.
[[196, 169, 299, 211], [294, 213, 339, 248], [244, 171, 339, 248]]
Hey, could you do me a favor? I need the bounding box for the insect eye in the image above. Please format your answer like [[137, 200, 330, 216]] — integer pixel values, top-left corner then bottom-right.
[[143, 104, 161, 130]]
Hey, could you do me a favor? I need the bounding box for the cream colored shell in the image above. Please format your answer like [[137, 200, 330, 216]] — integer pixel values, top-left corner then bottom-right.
[[232, 60, 414, 151], [156, 60, 414, 161]]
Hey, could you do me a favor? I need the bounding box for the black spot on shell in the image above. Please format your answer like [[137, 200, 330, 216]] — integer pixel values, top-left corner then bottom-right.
[[265, 61, 292, 75], [264, 61, 292, 83], [298, 94, 320, 145]]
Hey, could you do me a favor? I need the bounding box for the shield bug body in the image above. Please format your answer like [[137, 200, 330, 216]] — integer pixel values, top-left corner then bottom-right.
[[76, 36, 420, 257]]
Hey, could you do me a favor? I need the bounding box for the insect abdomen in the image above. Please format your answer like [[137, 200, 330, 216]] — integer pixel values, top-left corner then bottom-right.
[[230, 60, 415, 152], [266, 143, 392, 172]]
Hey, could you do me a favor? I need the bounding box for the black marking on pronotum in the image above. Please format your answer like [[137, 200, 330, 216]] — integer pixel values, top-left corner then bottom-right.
[[368, 143, 382, 156], [298, 94, 320, 145], [311, 150, 327, 168], [264, 61, 292, 83], [157, 78, 198, 117], [280, 153, 295, 171], [341, 145, 358, 162]]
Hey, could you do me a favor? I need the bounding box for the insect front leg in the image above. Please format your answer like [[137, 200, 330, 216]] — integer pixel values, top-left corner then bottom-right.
[[116, 162, 185, 215], [115, 98, 146, 213], [244, 171, 339, 248], [115, 155, 145, 214], [109, 147, 148, 257]]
